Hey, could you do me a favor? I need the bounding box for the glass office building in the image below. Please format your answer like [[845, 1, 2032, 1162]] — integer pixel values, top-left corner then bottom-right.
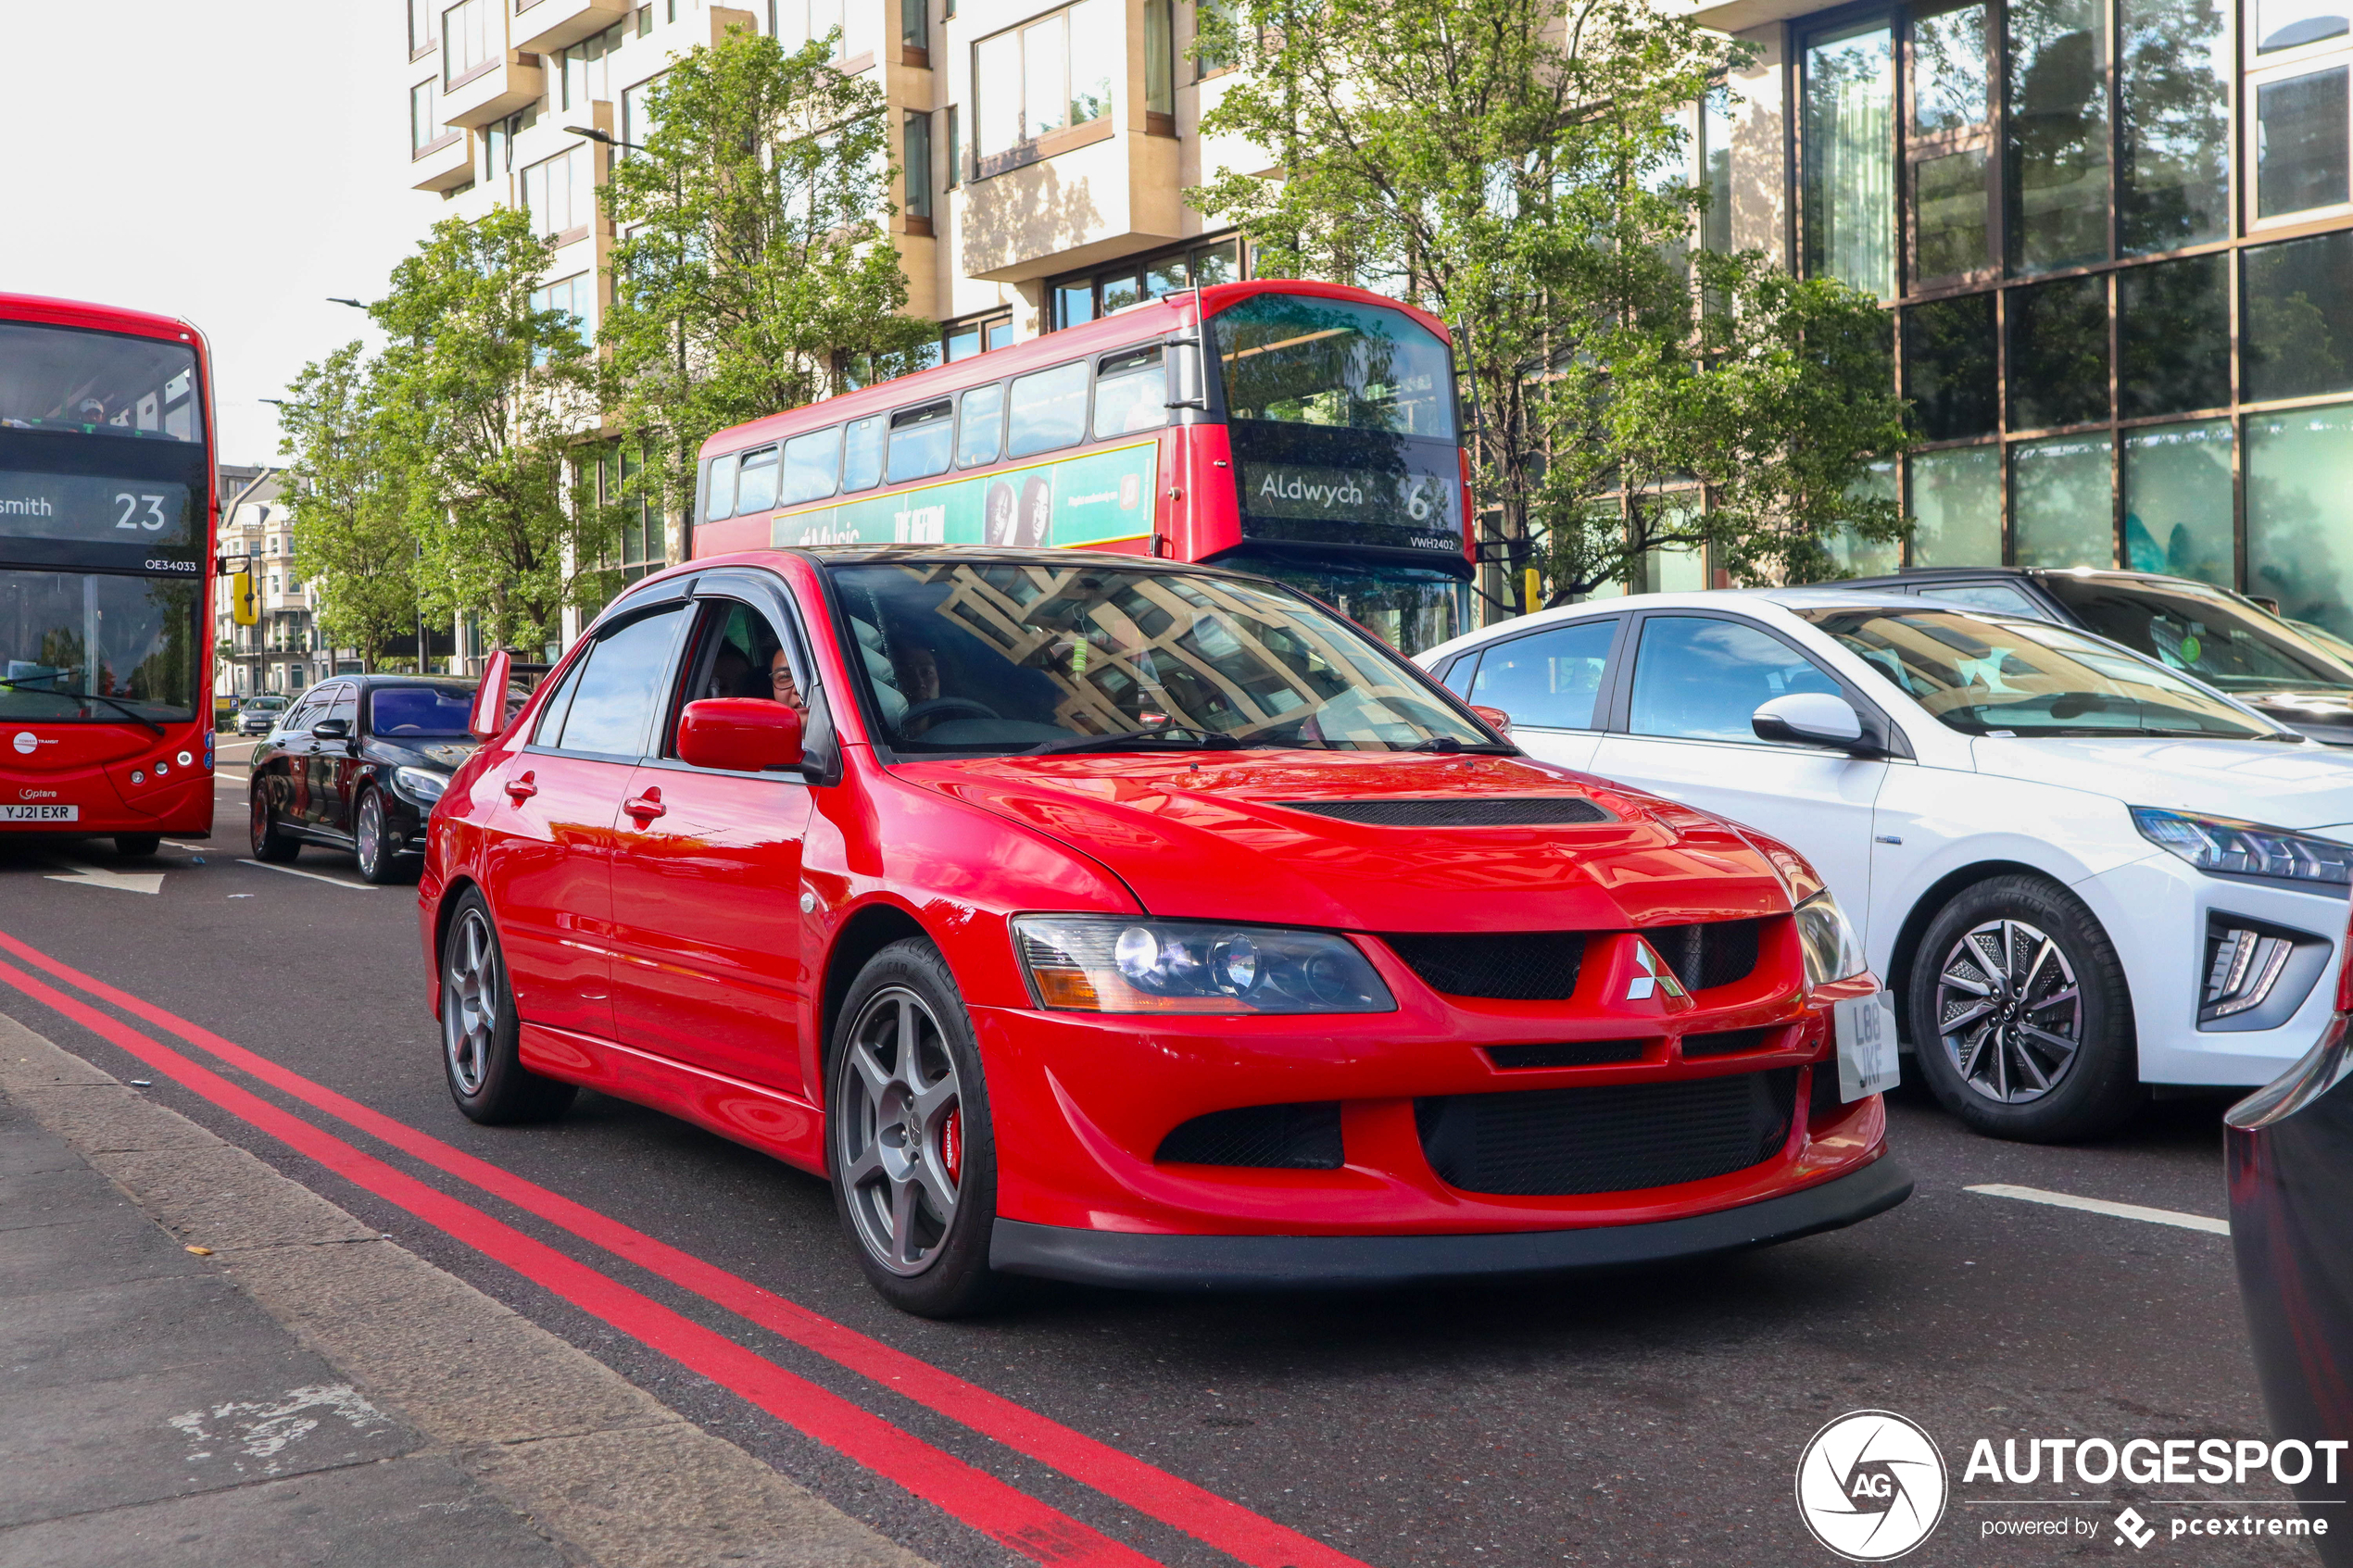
[[1774, 0, 2353, 633]]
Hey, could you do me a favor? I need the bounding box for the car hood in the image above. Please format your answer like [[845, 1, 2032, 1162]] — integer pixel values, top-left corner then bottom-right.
[[368, 736, 478, 772], [894, 750, 1794, 932], [1968, 734, 2353, 832]]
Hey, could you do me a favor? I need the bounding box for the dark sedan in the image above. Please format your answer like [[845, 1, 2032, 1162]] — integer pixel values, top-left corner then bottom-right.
[[249, 676, 490, 884]]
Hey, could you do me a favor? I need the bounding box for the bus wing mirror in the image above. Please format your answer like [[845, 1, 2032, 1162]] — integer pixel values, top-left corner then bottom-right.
[[470, 650, 513, 741], [1166, 334, 1208, 409]]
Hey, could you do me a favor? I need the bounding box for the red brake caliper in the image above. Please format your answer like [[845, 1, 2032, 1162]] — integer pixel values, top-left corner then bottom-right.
[[939, 1107, 963, 1186]]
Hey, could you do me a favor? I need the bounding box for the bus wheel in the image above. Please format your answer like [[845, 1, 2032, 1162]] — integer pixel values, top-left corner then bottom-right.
[[113, 834, 161, 858]]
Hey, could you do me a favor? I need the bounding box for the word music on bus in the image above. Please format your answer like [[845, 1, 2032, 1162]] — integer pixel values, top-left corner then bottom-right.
[[691, 281, 1477, 657], [0, 293, 219, 856]]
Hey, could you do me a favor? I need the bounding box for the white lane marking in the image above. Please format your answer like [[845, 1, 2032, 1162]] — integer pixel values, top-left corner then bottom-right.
[[1967, 1182, 2230, 1236], [42, 858, 164, 895], [235, 859, 376, 891]]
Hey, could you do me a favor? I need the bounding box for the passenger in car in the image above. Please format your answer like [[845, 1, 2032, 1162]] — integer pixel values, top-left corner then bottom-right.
[[767, 648, 804, 711]]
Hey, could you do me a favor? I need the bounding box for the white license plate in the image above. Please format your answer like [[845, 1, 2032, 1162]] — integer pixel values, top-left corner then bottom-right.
[[1833, 991, 1900, 1102], [0, 804, 79, 822]]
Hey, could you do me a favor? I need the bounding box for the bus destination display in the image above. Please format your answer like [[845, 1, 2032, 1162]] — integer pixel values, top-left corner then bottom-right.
[[0, 471, 196, 564]]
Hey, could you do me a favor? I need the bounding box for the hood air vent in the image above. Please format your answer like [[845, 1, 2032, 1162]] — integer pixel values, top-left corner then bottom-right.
[[1281, 797, 1612, 828]]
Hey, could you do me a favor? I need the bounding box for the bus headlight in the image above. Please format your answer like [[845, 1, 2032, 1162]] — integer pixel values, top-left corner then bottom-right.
[[1795, 892, 1868, 987], [1013, 915, 1394, 1014]]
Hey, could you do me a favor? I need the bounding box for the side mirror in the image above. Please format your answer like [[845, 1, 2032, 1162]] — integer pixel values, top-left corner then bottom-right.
[[469, 649, 513, 741], [1470, 704, 1514, 737], [309, 718, 350, 740], [1753, 692, 1866, 750], [677, 698, 805, 773]]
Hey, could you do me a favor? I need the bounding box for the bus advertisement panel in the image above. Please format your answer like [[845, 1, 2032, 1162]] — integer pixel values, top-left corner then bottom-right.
[[0, 295, 218, 853]]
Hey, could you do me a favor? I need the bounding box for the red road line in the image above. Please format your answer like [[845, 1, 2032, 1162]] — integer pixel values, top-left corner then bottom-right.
[[0, 950, 1162, 1568], [0, 926, 1374, 1568]]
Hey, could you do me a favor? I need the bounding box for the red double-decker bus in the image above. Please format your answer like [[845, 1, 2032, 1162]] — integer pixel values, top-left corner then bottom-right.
[[690, 281, 1474, 654], [1, 294, 217, 855]]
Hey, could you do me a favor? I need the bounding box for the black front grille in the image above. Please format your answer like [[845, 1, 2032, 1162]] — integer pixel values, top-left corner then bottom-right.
[[1156, 1102, 1344, 1169], [1415, 1070, 1797, 1196], [1487, 1039, 1647, 1069], [1682, 1026, 1779, 1059], [1644, 919, 1763, 992], [1385, 933, 1586, 1000], [1282, 797, 1612, 828]]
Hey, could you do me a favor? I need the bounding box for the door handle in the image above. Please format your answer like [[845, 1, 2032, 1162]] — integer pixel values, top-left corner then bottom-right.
[[505, 771, 537, 802], [623, 788, 665, 822]]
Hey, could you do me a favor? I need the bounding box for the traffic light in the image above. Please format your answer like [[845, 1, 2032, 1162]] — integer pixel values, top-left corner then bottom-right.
[[227, 569, 258, 627]]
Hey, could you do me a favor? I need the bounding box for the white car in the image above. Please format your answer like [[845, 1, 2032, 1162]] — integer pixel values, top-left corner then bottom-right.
[[1416, 589, 2353, 1142]]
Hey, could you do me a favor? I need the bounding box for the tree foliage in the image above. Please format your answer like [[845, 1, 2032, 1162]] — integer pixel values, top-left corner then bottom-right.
[[602, 25, 936, 521], [1189, 0, 1909, 605], [277, 343, 419, 671]]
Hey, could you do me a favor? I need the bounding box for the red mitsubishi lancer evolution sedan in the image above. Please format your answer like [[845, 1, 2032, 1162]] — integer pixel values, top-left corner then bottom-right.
[[420, 549, 1909, 1316]]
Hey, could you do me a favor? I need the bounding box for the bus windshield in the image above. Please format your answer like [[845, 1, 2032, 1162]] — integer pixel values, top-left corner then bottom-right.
[[826, 558, 1492, 756], [1214, 295, 1455, 439], [0, 569, 201, 722]]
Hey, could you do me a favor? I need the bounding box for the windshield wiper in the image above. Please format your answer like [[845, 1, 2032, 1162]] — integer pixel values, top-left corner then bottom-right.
[[0, 677, 164, 734], [1408, 735, 1518, 754], [1022, 727, 1243, 757]]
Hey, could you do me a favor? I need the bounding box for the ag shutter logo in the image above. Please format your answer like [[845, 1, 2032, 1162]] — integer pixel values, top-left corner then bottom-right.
[[1795, 1411, 1948, 1562]]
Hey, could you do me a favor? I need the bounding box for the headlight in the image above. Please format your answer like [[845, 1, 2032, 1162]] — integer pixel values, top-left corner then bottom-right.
[[392, 766, 447, 806], [1012, 915, 1395, 1014], [1794, 891, 1868, 987], [2131, 807, 2353, 890]]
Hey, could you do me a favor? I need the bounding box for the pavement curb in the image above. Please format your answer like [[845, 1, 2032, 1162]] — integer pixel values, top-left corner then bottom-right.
[[0, 1010, 932, 1568]]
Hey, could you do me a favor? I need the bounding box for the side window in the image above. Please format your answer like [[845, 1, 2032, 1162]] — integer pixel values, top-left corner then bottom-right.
[[681, 600, 789, 709], [326, 686, 360, 732], [956, 383, 1004, 468], [1091, 346, 1168, 439], [1439, 654, 1478, 697], [551, 607, 688, 757], [281, 694, 323, 733], [704, 453, 737, 521], [1915, 583, 2047, 618], [1627, 616, 1843, 744], [1005, 361, 1088, 457], [735, 445, 780, 514], [780, 427, 841, 506], [842, 415, 886, 492], [531, 655, 588, 746], [1467, 620, 1619, 731], [887, 400, 955, 483]]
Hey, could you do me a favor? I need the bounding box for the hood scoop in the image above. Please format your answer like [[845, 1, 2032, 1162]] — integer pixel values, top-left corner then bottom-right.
[[1280, 797, 1614, 828]]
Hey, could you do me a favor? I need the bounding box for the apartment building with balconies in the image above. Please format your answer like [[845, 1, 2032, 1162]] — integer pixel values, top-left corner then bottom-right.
[[213, 465, 361, 699]]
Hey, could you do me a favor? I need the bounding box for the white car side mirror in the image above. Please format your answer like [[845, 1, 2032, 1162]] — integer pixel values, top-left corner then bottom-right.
[[1753, 692, 1866, 750]]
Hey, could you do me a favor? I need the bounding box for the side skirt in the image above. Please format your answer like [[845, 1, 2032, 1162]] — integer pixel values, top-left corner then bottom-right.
[[519, 1022, 828, 1177]]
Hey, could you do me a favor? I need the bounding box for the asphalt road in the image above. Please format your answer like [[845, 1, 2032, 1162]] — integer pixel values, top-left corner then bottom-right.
[[0, 746, 2318, 1567]]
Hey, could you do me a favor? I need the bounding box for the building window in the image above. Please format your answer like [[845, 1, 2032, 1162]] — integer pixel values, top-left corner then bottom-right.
[[2249, 402, 2353, 634], [1905, 291, 1999, 439], [2118, 255, 2231, 417], [2119, 0, 2230, 253], [2007, 0, 2111, 273], [1049, 237, 1242, 328], [1802, 19, 1896, 299], [903, 0, 928, 52], [1145, 0, 1175, 116], [529, 274, 596, 362], [410, 79, 450, 155], [1906, 1, 1992, 283], [522, 146, 587, 239], [443, 0, 491, 86], [561, 22, 630, 107], [409, 0, 438, 56], [974, 0, 1115, 170], [2124, 420, 2234, 580], [2256, 67, 2351, 218], [941, 311, 1013, 360], [2245, 228, 2353, 401], [601, 446, 661, 584], [1908, 445, 2004, 564], [774, 0, 847, 59], [622, 74, 664, 152], [904, 111, 933, 220], [1194, 0, 1233, 77], [1700, 84, 1735, 255], [2007, 274, 2109, 431], [945, 106, 961, 186]]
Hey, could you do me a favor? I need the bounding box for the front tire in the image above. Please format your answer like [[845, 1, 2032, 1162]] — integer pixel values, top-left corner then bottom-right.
[[354, 790, 410, 884], [827, 938, 1003, 1317], [1906, 874, 2142, 1142], [439, 890, 575, 1124], [113, 834, 161, 858], [249, 788, 299, 862]]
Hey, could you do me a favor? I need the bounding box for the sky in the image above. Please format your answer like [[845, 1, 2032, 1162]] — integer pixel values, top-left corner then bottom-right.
[[6, 4, 437, 468]]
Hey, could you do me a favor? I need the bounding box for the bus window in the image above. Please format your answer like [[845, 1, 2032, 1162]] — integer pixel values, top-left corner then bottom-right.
[[957, 383, 1004, 468], [887, 399, 955, 483], [842, 414, 886, 492], [1091, 346, 1168, 439], [736, 445, 780, 513], [781, 426, 841, 505], [1005, 361, 1088, 458], [705, 453, 738, 521]]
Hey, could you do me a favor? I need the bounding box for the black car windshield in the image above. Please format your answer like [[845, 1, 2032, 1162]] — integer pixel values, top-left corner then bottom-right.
[[826, 558, 1494, 754], [2038, 575, 2353, 694], [1799, 607, 2283, 740], [368, 684, 479, 737]]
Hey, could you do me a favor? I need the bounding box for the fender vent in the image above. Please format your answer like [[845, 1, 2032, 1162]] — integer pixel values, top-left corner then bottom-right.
[[1281, 797, 1612, 828], [1385, 932, 1586, 1000], [1155, 1101, 1343, 1169], [1416, 1070, 1797, 1196]]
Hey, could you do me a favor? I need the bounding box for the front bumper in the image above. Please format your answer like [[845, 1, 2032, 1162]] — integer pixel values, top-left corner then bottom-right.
[[992, 1155, 1913, 1289]]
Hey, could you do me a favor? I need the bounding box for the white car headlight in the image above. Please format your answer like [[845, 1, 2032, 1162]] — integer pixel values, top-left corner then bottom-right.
[[2132, 807, 2353, 890], [1795, 891, 1868, 987], [392, 766, 447, 806]]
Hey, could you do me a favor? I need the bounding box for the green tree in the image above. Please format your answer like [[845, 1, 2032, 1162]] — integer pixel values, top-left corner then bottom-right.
[[372, 207, 615, 653], [601, 24, 936, 524], [1189, 0, 1908, 607], [278, 343, 419, 671]]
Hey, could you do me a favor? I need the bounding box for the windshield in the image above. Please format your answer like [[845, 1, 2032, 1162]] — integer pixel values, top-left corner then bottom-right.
[[826, 558, 1493, 755], [0, 322, 201, 443], [369, 684, 479, 737], [1214, 295, 1456, 439], [1799, 607, 2281, 740], [0, 568, 200, 722], [1208, 549, 1467, 657], [2038, 574, 2353, 693]]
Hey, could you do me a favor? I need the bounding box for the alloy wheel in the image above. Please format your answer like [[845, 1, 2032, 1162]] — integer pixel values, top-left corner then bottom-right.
[[836, 986, 964, 1276], [358, 794, 384, 875], [1932, 918, 2083, 1104], [249, 794, 270, 854], [443, 908, 499, 1098]]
